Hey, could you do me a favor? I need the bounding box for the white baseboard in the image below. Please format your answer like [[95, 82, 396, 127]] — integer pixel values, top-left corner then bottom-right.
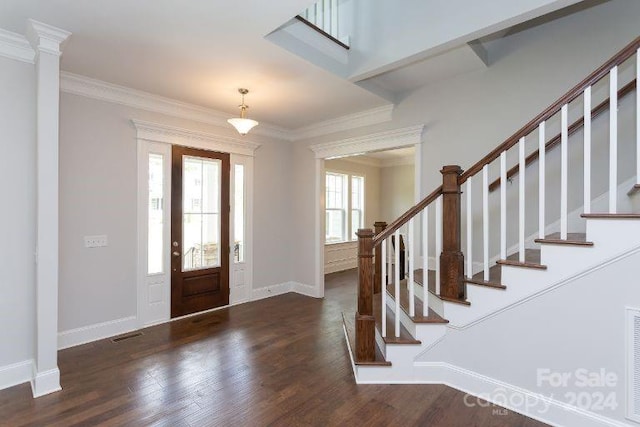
[[251, 282, 294, 301], [30, 366, 61, 398], [58, 316, 138, 350], [291, 281, 320, 298], [0, 359, 34, 391], [407, 362, 629, 427], [252, 281, 320, 300]]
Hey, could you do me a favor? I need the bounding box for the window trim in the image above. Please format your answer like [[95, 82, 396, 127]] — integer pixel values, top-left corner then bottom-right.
[[324, 169, 365, 245]]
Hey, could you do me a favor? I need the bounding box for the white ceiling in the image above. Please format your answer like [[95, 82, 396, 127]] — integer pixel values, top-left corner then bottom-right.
[[0, 0, 387, 129]]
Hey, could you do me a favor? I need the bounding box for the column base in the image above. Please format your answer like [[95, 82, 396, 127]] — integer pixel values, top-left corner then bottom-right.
[[31, 365, 61, 398]]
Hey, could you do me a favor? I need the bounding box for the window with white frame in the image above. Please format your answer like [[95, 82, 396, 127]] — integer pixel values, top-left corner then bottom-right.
[[325, 171, 364, 244]]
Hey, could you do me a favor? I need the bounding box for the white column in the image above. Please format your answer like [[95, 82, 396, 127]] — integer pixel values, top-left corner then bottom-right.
[[26, 19, 70, 398]]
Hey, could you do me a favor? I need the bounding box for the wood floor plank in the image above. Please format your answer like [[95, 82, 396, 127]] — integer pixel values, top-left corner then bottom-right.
[[0, 268, 548, 426]]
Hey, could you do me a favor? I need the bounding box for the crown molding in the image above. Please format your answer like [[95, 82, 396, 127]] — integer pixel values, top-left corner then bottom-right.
[[61, 72, 397, 142], [61, 72, 290, 141], [131, 119, 261, 157], [0, 28, 35, 64], [290, 104, 394, 141], [309, 125, 424, 159], [26, 20, 71, 56]]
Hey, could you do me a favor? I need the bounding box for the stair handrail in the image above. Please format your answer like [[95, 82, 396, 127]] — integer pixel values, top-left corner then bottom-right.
[[459, 35, 640, 185], [488, 78, 637, 192], [372, 185, 442, 246]]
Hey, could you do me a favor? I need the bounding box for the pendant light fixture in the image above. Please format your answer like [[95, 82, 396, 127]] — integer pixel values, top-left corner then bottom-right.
[[227, 88, 259, 135]]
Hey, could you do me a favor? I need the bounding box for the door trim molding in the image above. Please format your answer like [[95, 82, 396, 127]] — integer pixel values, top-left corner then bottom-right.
[[131, 119, 262, 156], [134, 122, 257, 327], [311, 125, 425, 297]]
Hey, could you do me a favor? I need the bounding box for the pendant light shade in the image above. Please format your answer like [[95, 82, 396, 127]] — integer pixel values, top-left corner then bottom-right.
[[227, 88, 259, 135]]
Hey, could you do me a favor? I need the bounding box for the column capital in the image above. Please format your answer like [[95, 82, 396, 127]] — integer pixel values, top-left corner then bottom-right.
[[26, 19, 71, 57]]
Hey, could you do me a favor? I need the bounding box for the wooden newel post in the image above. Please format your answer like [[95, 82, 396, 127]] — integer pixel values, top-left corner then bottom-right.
[[373, 221, 387, 294], [440, 165, 466, 301], [355, 228, 376, 362]]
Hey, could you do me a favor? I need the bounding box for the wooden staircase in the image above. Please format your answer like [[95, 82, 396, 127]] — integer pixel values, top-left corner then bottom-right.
[[342, 36, 640, 422]]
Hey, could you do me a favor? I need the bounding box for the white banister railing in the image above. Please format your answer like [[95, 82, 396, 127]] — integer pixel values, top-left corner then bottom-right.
[[408, 219, 415, 317], [584, 87, 592, 214], [435, 196, 442, 295], [500, 151, 507, 260], [466, 178, 473, 279], [518, 137, 526, 262], [609, 66, 618, 213], [422, 207, 429, 317], [381, 238, 387, 338], [538, 121, 546, 239], [482, 165, 489, 281], [301, 0, 343, 44], [394, 230, 401, 337], [560, 104, 568, 239]]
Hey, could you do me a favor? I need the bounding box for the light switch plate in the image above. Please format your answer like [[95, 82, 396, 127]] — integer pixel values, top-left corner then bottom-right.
[[85, 235, 108, 248]]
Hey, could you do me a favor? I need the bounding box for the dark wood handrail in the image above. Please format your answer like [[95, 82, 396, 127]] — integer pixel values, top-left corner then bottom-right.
[[459, 36, 640, 184], [372, 186, 443, 246], [294, 16, 350, 50], [488, 79, 637, 192]]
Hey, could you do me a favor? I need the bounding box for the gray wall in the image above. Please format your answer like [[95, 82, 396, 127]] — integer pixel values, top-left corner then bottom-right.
[[0, 56, 35, 367], [59, 93, 294, 332], [380, 164, 415, 224]]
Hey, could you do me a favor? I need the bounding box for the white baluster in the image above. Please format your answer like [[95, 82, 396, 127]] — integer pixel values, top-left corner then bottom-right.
[[323, 0, 331, 33], [422, 207, 429, 317], [519, 137, 526, 263], [435, 196, 442, 295], [381, 239, 387, 338], [394, 230, 400, 338], [561, 104, 568, 239], [637, 49, 640, 186], [466, 177, 473, 279], [539, 121, 546, 239], [482, 165, 489, 281], [330, 0, 339, 38], [584, 87, 592, 214], [316, 1, 324, 29], [610, 66, 618, 213], [408, 219, 415, 317], [500, 151, 507, 260]]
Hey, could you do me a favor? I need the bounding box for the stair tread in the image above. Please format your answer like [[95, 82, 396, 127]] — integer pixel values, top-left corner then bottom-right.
[[581, 213, 640, 219], [413, 269, 471, 305], [497, 249, 546, 269], [628, 184, 640, 196], [534, 232, 593, 246], [373, 295, 421, 344], [342, 312, 391, 366], [384, 281, 449, 324], [466, 264, 506, 289]]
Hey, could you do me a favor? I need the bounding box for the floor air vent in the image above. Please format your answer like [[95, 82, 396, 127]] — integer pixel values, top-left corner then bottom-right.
[[628, 308, 640, 422], [111, 332, 144, 343]]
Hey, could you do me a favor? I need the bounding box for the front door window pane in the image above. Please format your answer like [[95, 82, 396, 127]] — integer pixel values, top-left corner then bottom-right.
[[182, 156, 221, 271]]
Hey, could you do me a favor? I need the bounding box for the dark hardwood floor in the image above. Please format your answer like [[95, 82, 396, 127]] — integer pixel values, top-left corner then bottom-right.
[[0, 269, 547, 426]]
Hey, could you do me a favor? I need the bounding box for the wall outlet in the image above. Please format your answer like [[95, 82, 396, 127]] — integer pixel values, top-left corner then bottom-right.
[[84, 235, 108, 248]]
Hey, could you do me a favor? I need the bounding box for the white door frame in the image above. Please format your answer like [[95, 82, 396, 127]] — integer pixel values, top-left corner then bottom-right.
[[309, 125, 425, 297], [133, 120, 261, 327]]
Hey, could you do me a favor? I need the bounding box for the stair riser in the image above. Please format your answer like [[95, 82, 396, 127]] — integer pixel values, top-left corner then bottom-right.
[[585, 218, 640, 254], [383, 291, 447, 342]]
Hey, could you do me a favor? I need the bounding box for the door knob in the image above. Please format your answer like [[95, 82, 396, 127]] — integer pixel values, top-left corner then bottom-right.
[[173, 251, 180, 257]]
